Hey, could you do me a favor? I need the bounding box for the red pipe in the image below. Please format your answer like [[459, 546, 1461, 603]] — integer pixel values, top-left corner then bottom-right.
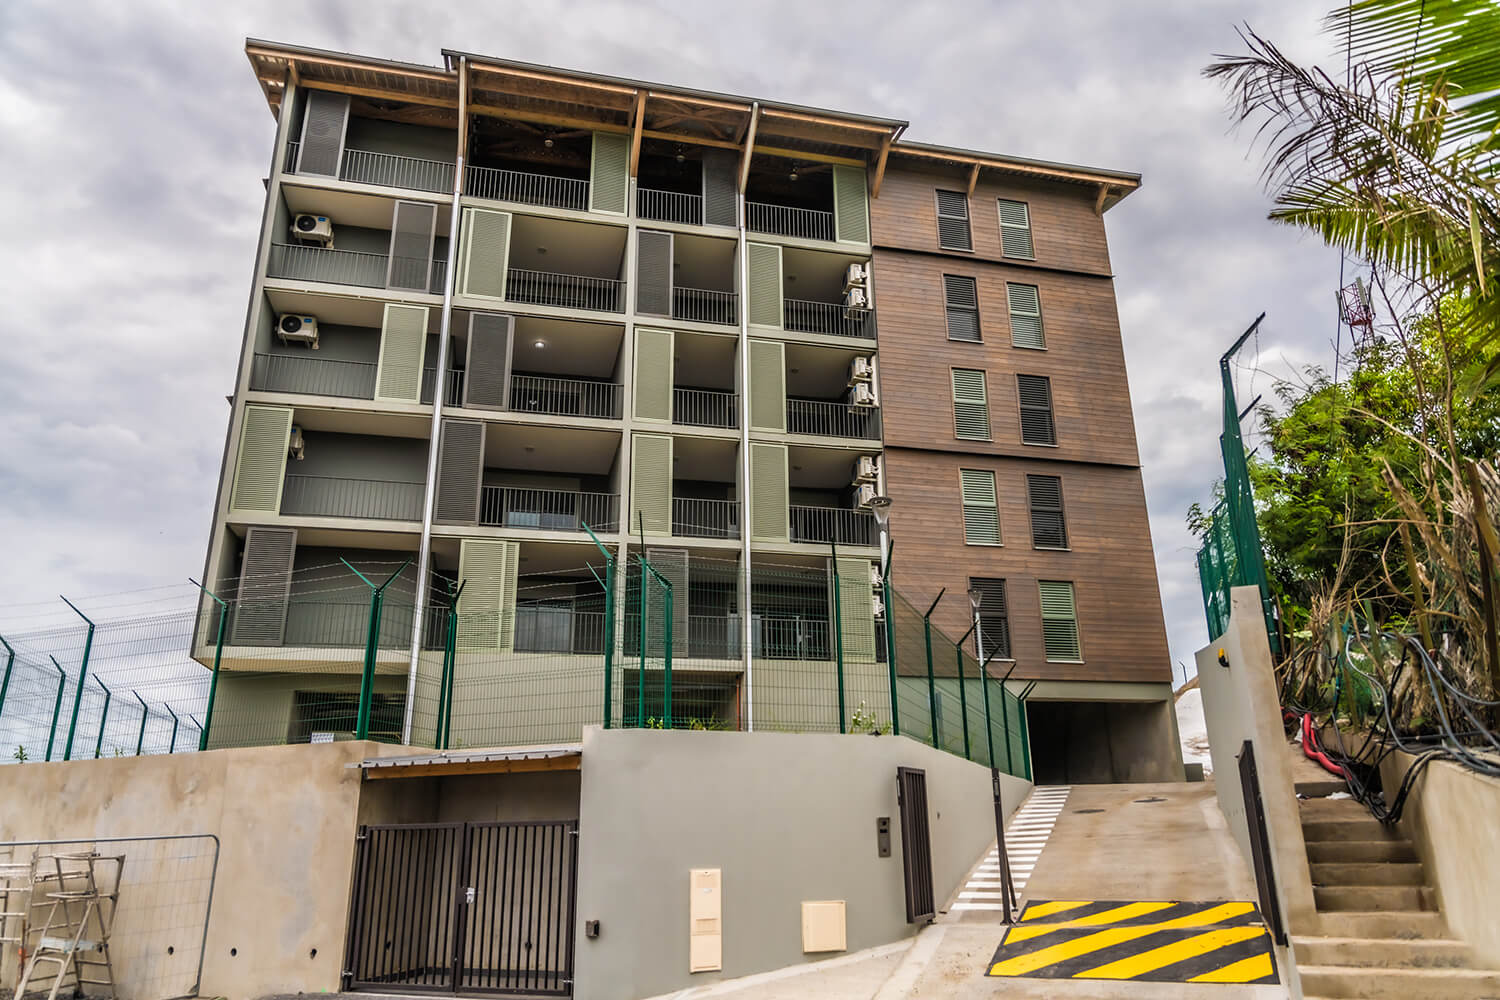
[[1301, 713, 1347, 778]]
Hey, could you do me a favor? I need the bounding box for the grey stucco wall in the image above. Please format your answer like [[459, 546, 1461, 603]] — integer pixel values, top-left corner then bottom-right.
[[573, 728, 1031, 1000]]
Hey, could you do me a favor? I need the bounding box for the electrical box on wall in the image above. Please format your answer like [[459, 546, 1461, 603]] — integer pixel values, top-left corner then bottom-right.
[[689, 868, 722, 973], [801, 900, 847, 953]]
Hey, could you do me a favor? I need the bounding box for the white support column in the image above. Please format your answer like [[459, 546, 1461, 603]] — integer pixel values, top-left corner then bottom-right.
[[735, 183, 756, 730]]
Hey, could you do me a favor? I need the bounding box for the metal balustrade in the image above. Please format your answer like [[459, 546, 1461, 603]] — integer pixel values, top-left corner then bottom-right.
[[514, 606, 607, 654], [420, 368, 466, 406], [505, 268, 625, 313], [478, 487, 619, 533], [746, 202, 836, 242], [785, 399, 883, 439], [672, 287, 738, 325], [672, 388, 738, 428], [672, 498, 740, 539], [754, 615, 832, 660], [249, 353, 377, 399], [464, 164, 589, 211], [784, 299, 877, 339], [280, 475, 424, 521], [510, 375, 622, 419], [267, 243, 446, 295], [284, 141, 300, 173], [340, 148, 454, 194], [637, 188, 704, 225], [790, 505, 878, 546]]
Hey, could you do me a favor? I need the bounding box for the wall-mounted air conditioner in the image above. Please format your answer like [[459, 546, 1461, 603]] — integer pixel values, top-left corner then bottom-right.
[[855, 483, 878, 508], [288, 425, 305, 461], [844, 263, 867, 291], [868, 564, 883, 588], [844, 286, 868, 310], [277, 314, 319, 348], [854, 455, 879, 484], [849, 383, 876, 407], [848, 357, 874, 385], [291, 213, 335, 246]]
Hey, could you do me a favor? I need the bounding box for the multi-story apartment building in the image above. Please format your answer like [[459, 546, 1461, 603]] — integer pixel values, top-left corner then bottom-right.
[[198, 40, 1177, 780]]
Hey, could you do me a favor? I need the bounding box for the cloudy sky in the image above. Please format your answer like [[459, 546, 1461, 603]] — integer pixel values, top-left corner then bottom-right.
[[0, 0, 1343, 672]]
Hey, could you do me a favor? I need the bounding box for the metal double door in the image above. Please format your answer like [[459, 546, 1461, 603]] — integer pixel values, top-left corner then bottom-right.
[[345, 820, 578, 996]]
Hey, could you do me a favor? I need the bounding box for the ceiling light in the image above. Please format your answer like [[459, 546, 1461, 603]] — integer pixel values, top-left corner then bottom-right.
[[536, 246, 548, 254], [544, 137, 554, 148], [533, 339, 547, 349], [676, 152, 686, 164], [789, 167, 799, 182]]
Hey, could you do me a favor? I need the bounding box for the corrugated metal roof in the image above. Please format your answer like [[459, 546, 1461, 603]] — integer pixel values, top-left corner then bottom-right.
[[357, 743, 582, 771]]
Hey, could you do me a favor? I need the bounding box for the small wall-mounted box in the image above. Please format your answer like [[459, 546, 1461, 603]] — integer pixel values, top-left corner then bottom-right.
[[802, 900, 847, 953], [689, 868, 722, 973]]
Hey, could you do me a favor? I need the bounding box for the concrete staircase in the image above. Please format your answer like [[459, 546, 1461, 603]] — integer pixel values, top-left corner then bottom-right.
[[1292, 778, 1500, 999]]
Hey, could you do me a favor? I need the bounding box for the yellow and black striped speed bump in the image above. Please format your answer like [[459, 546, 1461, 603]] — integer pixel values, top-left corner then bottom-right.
[[987, 900, 1279, 984]]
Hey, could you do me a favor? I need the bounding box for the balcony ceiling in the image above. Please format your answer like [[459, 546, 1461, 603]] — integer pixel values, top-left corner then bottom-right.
[[672, 332, 736, 391], [484, 425, 619, 475], [788, 444, 867, 490], [509, 214, 625, 279], [291, 407, 432, 439], [673, 435, 737, 482], [785, 342, 865, 398], [267, 288, 443, 332], [282, 184, 452, 235], [507, 316, 623, 378]]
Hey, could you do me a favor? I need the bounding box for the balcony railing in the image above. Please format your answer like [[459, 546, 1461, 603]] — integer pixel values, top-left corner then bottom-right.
[[420, 368, 466, 406], [786, 399, 883, 439], [281, 475, 424, 522], [673, 287, 738, 325], [746, 202, 835, 242], [672, 498, 740, 539], [672, 388, 737, 429], [268, 243, 447, 294], [784, 299, 877, 339], [506, 268, 624, 313], [479, 487, 619, 533], [790, 505, 877, 546], [753, 615, 832, 660], [514, 605, 606, 655], [464, 164, 590, 212], [510, 375, 622, 419], [637, 188, 704, 225], [284, 142, 454, 195], [250, 353, 376, 399]]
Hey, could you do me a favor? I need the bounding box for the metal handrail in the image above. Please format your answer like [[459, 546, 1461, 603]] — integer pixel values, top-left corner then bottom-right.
[[784, 298, 877, 339], [478, 487, 619, 533], [637, 188, 704, 225], [514, 605, 607, 654], [340, 148, 453, 194], [785, 399, 883, 439], [672, 287, 738, 325], [790, 505, 877, 546], [250, 353, 376, 399], [510, 375, 622, 419], [267, 243, 446, 295], [420, 368, 466, 406], [506, 268, 625, 313], [672, 388, 737, 428], [465, 164, 589, 211], [281, 475, 424, 521], [672, 498, 740, 539], [746, 202, 835, 242]]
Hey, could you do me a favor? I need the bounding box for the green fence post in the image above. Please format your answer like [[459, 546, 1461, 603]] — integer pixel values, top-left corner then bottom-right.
[[189, 578, 229, 751], [637, 556, 674, 729], [1018, 682, 1036, 781], [343, 558, 412, 741], [954, 621, 979, 762], [166, 704, 179, 754], [0, 635, 14, 722], [921, 590, 944, 749], [189, 715, 203, 752], [830, 541, 846, 734], [882, 542, 900, 737], [582, 522, 615, 730], [663, 581, 673, 730], [1001, 687, 1013, 774], [444, 581, 463, 750], [134, 692, 148, 755], [59, 596, 96, 761], [92, 678, 112, 759], [636, 551, 647, 728], [44, 657, 67, 762]]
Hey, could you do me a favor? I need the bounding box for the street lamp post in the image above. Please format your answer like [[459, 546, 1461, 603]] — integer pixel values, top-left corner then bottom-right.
[[869, 497, 899, 737], [971, 586, 1017, 924]]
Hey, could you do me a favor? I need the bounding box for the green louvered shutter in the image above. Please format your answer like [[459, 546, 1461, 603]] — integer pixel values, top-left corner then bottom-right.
[[951, 368, 990, 441], [748, 339, 786, 432], [1039, 580, 1081, 661], [435, 419, 483, 525], [629, 433, 673, 534], [646, 547, 689, 657], [633, 328, 674, 422], [230, 526, 296, 646], [747, 242, 783, 329], [589, 132, 629, 214], [375, 303, 428, 402], [229, 404, 293, 514], [832, 555, 876, 661], [457, 539, 520, 651], [1007, 283, 1045, 349], [833, 165, 869, 244], [749, 442, 789, 543], [998, 199, 1035, 259], [959, 469, 1000, 546], [458, 207, 511, 300]]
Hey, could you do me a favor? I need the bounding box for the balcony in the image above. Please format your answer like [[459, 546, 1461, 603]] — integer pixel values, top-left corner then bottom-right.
[[420, 368, 466, 406], [465, 165, 589, 212], [670, 287, 738, 326], [672, 498, 740, 539], [478, 486, 619, 533], [786, 399, 882, 440], [251, 353, 377, 400], [286, 141, 455, 195], [784, 299, 876, 339], [510, 375, 622, 419], [267, 243, 447, 295], [637, 188, 703, 226], [789, 505, 877, 546], [506, 268, 624, 314], [280, 474, 424, 522], [514, 603, 607, 654], [746, 202, 835, 243], [673, 388, 737, 429]]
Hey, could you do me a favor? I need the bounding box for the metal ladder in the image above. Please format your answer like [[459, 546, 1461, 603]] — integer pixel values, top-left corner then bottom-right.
[[0, 849, 37, 991], [12, 851, 121, 1000]]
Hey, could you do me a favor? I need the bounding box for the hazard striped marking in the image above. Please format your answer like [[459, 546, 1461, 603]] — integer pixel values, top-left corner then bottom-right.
[[951, 786, 1068, 913], [987, 900, 1278, 984]]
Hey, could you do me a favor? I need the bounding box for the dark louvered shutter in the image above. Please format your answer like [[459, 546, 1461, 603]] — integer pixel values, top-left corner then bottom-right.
[[943, 275, 980, 342], [387, 200, 437, 292], [968, 577, 1011, 661], [231, 527, 296, 646], [1027, 474, 1068, 549], [465, 312, 514, 409], [1016, 374, 1056, 445], [998, 199, 1035, 259], [935, 190, 972, 251], [435, 419, 483, 525], [295, 90, 349, 177], [702, 150, 738, 228], [636, 230, 673, 316]]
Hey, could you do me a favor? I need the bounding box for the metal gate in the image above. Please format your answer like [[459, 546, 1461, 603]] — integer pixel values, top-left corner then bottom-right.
[[344, 821, 579, 995], [896, 766, 935, 923], [1236, 741, 1287, 945]]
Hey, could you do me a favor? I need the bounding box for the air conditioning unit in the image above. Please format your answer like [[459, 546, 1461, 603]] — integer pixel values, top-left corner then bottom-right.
[[872, 593, 886, 618], [288, 425, 305, 461], [855, 483, 878, 508], [854, 455, 879, 484], [277, 313, 320, 348], [844, 286, 868, 310], [869, 564, 883, 588], [291, 213, 334, 246], [849, 383, 876, 407], [848, 357, 874, 385], [844, 263, 867, 291]]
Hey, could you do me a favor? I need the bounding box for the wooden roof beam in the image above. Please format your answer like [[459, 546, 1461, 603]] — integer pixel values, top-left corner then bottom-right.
[[966, 163, 980, 196], [894, 146, 1139, 190], [738, 103, 761, 194], [469, 100, 631, 135], [870, 134, 892, 198], [1094, 183, 1111, 215], [758, 107, 894, 134], [245, 45, 453, 84], [289, 78, 457, 111], [629, 90, 647, 177], [754, 144, 865, 168], [642, 128, 741, 151], [468, 62, 637, 102]]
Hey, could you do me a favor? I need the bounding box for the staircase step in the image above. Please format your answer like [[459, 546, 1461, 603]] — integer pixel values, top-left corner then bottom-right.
[[1298, 964, 1500, 999], [1310, 861, 1427, 886], [1297, 779, 1351, 797], [1307, 840, 1418, 864], [1303, 818, 1401, 842], [1315, 885, 1436, 911], [1318, 911, 1449, 939], [1292, 935, 1472, 969], [1299, 797, 1377, 820]]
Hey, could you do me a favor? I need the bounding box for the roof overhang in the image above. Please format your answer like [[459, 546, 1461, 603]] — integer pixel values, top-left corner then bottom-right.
[[891, 140, 1142, 212], [356, 743, 582, 780]]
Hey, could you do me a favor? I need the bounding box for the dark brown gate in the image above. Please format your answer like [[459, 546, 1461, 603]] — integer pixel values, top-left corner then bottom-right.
[[344, 820, 579, 996], [896, 766, 935, 923], [1236, 741, 1287, 945]]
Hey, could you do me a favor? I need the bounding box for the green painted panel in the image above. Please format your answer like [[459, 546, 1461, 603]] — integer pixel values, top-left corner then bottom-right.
[[229, 405, 293, 514]]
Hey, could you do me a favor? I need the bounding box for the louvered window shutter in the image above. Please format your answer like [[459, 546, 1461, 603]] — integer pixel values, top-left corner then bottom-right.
[[375, 303, 429, 402], [935, 190, 972, 251], [229, 404, 293, 514], [435, 419, 484, 525], [387, 201, 437, 292], [1016, 374, 1057, 445], [748, 339, 786, 431], [943, 275, 980, 342], [457, 539, 521, 651], [959, 469, 1001, 546], [629, 434, 673, 534], [464, 312, 513, 409], [295, 90, 350, 177], [636, 230, 673, 316], [458, 207, 511, 300], [645, 547, 689, 657], [951, 369, 991, 441], [702, 150, 738, 227], [633, 328, 674, 422], [749, 443, 790, 542], [832, 556, 877, 661], [747, 242, 783, 328], [833, 165, 870, 244], [1007, 283, 1045, 349], [1038, 580, 1081, 661], [231, 526, 296, 646], [998, 199, 1034, 259], [968, 577, 1011, 660], [1026, 474, 1068, 549], [589, 132, 629, 214]]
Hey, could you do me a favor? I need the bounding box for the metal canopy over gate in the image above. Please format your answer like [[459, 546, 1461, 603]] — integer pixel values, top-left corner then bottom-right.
[[344, 820, 579, 995]]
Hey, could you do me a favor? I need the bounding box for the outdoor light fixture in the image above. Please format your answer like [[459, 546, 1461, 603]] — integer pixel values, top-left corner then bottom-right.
[[968, 586, 983, 612], [533, 339, 547, 349], [676, 152, 686, 164], [868, 495, 892, 526], [544, 137, 554, 148], [789, 167, 799, 181]]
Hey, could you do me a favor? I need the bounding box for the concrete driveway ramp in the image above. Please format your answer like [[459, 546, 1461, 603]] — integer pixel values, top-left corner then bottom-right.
[[987, 899, 1279, 984]]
